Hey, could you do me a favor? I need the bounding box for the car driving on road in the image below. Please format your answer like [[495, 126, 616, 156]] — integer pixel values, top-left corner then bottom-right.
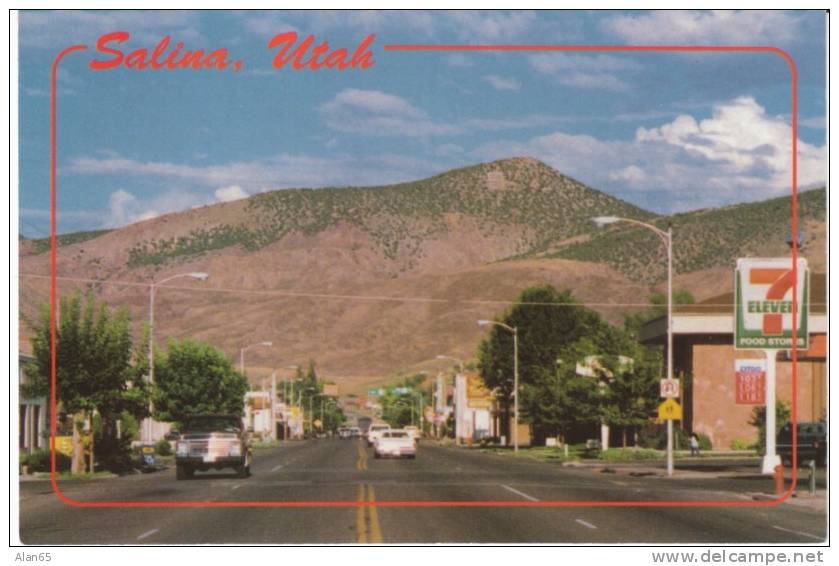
[[366, 423, 391, 447], [374, 429, 416, 459], [174, 414, 252, 480]]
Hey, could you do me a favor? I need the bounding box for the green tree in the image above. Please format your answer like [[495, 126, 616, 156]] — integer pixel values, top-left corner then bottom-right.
[[152, 338, 249, 424], [380, 373, 427, 429], [24, 293, 147, 472], [624, 289, 695, 338], [748, 401, 791, 454], [478, 285, 601, 435]]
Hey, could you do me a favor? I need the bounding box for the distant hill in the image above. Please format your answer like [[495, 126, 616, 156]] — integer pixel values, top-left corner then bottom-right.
[[550, 188, 826, 284], [116, 157, 651, 271], [18, 158, 826, 388]]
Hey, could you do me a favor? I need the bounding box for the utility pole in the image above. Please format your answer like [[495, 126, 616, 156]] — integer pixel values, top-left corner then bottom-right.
[[271, 371, 277, 441]]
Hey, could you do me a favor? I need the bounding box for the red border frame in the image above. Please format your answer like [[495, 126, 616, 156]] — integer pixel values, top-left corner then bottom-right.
[[48, 42, 802, 508]]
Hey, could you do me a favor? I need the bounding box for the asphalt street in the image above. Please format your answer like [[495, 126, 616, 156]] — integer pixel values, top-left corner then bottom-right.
[[19, 439, 827, 544]]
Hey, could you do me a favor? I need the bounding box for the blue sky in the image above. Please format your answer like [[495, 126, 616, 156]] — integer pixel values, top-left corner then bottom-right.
[[17, 10, 827, 237]]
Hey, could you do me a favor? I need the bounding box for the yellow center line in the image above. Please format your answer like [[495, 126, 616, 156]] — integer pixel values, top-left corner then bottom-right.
[[356, 484, 367, 543], [367, 485, 383, 544]]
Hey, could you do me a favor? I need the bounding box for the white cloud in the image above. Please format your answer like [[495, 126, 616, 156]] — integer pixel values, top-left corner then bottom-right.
[[609, 165, 646, 184], [319, 89, 457, 137], [19, 10, 203, 49], [483, 75, 521, 91], [799, 116, 826, 130], [636, 96, 824, 190], [104, 188, 209, 228], [602, 10, 804, 45], [301, 10, 436, 36], [446, 10, 538, 41], [66, 151, 444, 195], [473, 96, 825, 212], [529, 53, 641, 91], [214, 185, 249, 202], [319, 89, 571, 137], [240, 14, 299, 37]]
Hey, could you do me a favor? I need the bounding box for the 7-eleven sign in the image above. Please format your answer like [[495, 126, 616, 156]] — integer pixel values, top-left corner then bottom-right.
[[735, 258, 809, 350]]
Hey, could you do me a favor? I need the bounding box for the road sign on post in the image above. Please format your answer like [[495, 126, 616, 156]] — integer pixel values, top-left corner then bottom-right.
[[657, 399, 682, 421], [735, 258, 808, 474], [660, 379, 680, 399]]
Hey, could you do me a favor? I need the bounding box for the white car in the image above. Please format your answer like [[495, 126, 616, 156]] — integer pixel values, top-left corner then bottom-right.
[[374, 430, 417, 459], [366, 424, 391, 447]]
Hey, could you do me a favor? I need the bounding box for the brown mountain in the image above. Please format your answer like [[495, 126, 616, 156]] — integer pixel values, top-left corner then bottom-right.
[[18, 158, 826, 393]]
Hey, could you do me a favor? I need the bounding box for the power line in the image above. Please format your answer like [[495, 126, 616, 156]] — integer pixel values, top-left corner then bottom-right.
[[20, 273, 815, 310]]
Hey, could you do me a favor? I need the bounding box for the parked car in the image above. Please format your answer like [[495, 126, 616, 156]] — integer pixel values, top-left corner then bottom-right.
[[174, 414, 252, 480], [777, 421, 827, 467], [366, 424, 391, 447], [338, 427, 351, 439], [349, 427, 362, 437], [374, 430, 417, 459]]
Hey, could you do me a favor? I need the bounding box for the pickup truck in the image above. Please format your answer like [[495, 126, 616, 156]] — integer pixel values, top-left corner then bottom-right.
[[174, 414, 252, 480], [374, 430, 416, 459], [777, 421, 827, 467]]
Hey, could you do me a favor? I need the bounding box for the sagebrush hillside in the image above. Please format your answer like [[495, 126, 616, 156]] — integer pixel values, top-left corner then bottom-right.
[[120, 158, 651, 270], [19, 158, 826, 385], [550, 188, 826, 284]]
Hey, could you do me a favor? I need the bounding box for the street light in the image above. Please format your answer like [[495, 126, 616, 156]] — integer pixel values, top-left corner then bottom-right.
[[239, 341, 273, 376], [146, 271, 209, 444], [593, 215, 674, 476], [477, 319, 519, 453]]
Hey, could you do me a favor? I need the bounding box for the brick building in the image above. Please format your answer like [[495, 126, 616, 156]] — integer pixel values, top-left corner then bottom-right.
[[640, 272, 826, 450]]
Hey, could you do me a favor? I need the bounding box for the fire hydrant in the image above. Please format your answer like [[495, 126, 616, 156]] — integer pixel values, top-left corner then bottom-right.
[[773, 464, 785, 496]]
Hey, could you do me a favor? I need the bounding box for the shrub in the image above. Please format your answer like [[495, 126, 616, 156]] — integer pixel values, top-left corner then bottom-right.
[[637, 425, 712, 451], [599, 448, 662, 461], [749, 401, 791, 454], [20, 449, 71, 473], [730, 438, 757, 451], [155, 439, 172, 456]]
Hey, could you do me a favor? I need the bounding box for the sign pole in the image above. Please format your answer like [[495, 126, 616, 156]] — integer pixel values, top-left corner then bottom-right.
[[762, 349, 781, 474]]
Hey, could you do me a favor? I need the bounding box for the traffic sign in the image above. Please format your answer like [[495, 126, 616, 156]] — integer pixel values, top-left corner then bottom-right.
[[735, 258, 809, 350], [660, 378, 680, 399], [657, 399, 682, 421], [368, 388, 382, 397]]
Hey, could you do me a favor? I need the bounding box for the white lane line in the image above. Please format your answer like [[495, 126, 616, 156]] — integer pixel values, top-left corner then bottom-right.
[[772, 525, 823, 541], [575, 519, 598, 530], [500, 484, 539, 502], [231, 484, 242, 491], [271, 464, 284, 472], [136, 528, 159, 541]]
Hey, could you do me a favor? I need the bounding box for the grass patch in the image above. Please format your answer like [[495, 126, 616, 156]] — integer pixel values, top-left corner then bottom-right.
[[36, 471, 117, 481], [598, 448, 663, 461]]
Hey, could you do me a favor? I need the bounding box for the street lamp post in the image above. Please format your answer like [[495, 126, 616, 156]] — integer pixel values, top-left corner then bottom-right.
[[239, 341, 273, 376], [477, 320, 519, 453], [593, 215, 674, 476], [146, 272, 209, 444]]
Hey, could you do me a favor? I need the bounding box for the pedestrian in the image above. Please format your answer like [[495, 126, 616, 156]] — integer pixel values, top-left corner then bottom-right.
[[690, 433, 700, 457]]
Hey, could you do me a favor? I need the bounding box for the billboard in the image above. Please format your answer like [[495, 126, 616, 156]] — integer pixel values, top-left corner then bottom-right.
[[734, 258, 809, 349]]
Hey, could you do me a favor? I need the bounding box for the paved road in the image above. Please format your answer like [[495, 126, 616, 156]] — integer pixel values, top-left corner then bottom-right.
[[19, 439, 827, 544]]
